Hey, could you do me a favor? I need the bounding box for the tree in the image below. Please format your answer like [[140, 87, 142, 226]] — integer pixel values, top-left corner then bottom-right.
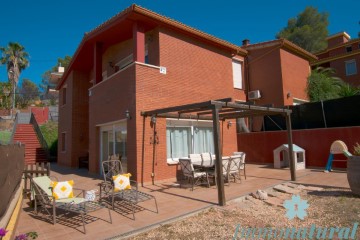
[[338, 83, 360, 98], [39, 55, 72, 92], [307, 67, 343, 101], [276, 7, 329, 53], [0, 42, 29, 112], [17, 79, 40, 108], [0, 82, 11, 110]]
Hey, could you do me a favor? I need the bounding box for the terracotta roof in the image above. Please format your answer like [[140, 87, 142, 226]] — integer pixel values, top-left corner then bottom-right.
[[57, 4, 247, 89], [312, 48, 360, 66], [315, 37, 360, 55], [243, 39, 317, 62]]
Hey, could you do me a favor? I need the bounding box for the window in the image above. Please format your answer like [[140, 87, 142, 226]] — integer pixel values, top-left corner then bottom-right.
[[346, 46, 352, 53], [166, 120, 214, 161], [232, 59, 243, 89], [345, 60, 357, 76], [62, 88, 67, 105], [145, 44, 149, 64], [61, 132, 66, 152]]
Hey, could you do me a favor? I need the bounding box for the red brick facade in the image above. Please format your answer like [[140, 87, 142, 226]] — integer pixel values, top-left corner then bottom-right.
[[314, 32, 360, 86], [57, 5, 314, 184]]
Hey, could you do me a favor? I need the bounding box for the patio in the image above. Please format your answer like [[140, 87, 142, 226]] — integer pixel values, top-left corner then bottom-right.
[[15, 163, 349, 240]]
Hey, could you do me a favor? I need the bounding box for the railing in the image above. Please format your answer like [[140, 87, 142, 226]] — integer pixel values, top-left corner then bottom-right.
[[10, 113, 18, 144], [30, 113, 50, 160]]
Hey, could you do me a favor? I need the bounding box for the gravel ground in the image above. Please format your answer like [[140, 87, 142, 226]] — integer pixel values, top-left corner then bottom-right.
[[129, 187, 360, 240]]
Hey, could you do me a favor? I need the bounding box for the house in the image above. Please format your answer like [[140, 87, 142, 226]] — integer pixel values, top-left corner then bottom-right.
[[242, 39, 317, 107], [56, 4, 314, 183], [313, 32, 360, 86], [241, 39, 317, 131]]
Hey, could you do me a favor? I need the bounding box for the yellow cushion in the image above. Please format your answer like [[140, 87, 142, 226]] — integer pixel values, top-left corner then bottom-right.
[[51, 180, 74, 200], [112, 173, 131, 192]]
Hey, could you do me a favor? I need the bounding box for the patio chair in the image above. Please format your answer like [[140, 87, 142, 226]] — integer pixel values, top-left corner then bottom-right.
[[99, 160, 158, 220], [31, 175, 112, 233], [189, 153, 203, 165], [179, 158, 210, 191], [233, 152, 247, 180], [209, 156, 230, 186], [201, 152, 214, 166], [228, 155, 242, 183]]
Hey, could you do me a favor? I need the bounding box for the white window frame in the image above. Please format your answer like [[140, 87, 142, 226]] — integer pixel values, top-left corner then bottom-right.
[[166, 119, 214, 164], [345, 59, 357, 76], [232, 59, 243, 89]]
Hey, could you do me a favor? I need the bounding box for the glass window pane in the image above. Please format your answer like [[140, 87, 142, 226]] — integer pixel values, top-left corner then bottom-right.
[[194, 127, 214, 154], [167, 127, 191, 159]]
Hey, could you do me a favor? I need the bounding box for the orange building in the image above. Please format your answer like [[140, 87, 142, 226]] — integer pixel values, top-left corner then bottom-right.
[[57, 4, 316, 183], [313, 32, 360, 86]]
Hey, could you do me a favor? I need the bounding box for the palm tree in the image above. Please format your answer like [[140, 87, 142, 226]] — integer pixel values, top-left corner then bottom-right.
[[307, 67, 343, 102], [0, 42, 29, 114]]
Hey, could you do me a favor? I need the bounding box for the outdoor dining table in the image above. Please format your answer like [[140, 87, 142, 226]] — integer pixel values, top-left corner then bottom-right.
[[192, 156, 231, 171]]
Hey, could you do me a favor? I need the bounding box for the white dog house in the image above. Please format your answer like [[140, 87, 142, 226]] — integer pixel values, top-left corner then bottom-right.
[[273, 144, 306, 170]]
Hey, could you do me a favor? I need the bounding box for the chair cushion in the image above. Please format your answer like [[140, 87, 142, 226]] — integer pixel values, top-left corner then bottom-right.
[[51, 180, 74, 200], [113, 173, 132, 192]]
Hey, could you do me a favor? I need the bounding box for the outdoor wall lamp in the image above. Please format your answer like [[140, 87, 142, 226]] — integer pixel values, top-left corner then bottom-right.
[[287, 92, 292, 98], [227, 121, 233, 128], [151, 115, 157, 124], [125, 110, 131, 120]]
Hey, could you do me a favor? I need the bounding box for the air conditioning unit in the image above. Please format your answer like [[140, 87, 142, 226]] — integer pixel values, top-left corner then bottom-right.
[[248, 90, 261, 100]]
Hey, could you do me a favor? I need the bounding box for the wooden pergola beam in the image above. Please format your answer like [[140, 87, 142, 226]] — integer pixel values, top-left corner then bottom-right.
[[140, 99, 296, 206], [141, 98, 231, 116]]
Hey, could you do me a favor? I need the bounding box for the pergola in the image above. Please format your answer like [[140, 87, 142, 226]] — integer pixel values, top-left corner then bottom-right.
[[141, 98, 295, 206]]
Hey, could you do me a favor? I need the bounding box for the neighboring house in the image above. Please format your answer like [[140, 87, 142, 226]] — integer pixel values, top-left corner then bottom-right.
[[56, 4, 314, 183], [313, 32, 360, 86], [242, 39, 317, 131], [242, 39, 317, 107]]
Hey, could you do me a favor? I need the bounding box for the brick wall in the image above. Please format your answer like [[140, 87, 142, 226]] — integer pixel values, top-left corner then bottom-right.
[[135, 27, 244, 183], [329, 54, 360, 86], [280, 48, 310, 105], [58, 72, 73, 167], [88, 65, 136, 174], [237, 126, 360, 169]]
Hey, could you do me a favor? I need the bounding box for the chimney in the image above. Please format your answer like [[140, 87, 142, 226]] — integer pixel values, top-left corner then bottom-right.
[[242, 39, 250, 46], [326, 32, 351, 48]]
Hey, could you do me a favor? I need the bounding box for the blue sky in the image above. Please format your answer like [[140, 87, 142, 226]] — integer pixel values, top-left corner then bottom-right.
[[0, 0, 359, 87]]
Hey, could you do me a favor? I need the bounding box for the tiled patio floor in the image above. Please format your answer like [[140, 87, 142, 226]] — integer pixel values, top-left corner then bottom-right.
[[15, 164, 349, 240]]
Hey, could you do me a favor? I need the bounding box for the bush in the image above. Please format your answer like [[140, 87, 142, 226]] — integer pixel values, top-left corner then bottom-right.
[[40, 122, 58, 157]]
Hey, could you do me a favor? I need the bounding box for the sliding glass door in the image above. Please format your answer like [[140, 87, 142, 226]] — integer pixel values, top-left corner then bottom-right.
[[100, 121, 127, 172]]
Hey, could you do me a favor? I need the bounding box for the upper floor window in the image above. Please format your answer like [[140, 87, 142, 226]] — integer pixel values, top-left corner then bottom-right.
[[345, 60, 357, 76], [346, 46, 352, 53], [61, 87, 67, 105], [232, 59, 243, 89]]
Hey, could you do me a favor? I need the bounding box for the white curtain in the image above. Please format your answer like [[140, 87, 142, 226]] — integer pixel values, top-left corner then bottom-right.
[[194, 127, 214, 154], [166, 127, 191, 159]]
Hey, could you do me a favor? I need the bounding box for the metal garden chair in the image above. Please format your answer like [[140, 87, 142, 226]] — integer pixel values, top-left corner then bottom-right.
[[99, 160, 158, 220], [31, 175, 111, 234], [179, 158, 210, 190]]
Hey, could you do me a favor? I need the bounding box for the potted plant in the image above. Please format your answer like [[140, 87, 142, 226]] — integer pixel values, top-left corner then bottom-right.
[[347, 142, 360, 196]]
